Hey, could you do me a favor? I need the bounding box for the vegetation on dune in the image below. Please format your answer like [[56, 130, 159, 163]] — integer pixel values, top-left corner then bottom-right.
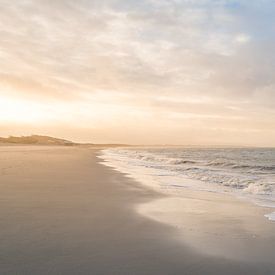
[[0, 135, 75, 145]]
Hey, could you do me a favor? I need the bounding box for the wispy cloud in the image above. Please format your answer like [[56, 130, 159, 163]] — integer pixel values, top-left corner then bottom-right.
[[0, 0, 275, 145]]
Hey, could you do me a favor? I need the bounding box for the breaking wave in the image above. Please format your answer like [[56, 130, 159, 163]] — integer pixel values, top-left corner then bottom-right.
[[99, 147, 275, 219]]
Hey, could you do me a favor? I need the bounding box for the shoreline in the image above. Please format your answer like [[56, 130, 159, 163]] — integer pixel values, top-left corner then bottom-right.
[[137, 191, 275, 263], [99, 149, 275, 263], [99, 148, 275, 223], [0, 146, 274, 274]]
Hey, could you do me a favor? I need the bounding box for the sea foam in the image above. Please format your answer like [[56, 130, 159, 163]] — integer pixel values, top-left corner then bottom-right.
[[99, 147, 275, 221]]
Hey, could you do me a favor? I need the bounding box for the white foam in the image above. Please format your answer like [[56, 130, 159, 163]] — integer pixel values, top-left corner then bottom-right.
[[99, 148, 275, 222], [264, 212, 275, 221]]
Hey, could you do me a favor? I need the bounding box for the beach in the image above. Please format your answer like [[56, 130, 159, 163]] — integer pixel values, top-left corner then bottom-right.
[[0, 146, 275, 274]]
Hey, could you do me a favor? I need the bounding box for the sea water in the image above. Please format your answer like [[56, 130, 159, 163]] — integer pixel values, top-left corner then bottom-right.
[[99, 147, 275, 221]]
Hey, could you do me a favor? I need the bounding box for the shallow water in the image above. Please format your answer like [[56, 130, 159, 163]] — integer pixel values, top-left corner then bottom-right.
[[100, 147, 275, 220]]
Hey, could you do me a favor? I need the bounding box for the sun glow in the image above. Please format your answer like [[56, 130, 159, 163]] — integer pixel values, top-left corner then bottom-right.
[[0, 95, 56, 124], [0, 92, 142, 128], [0, 1, 275, 146]]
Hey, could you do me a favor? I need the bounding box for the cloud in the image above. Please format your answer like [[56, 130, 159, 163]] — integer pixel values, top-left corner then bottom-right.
[[0, 0, 275, 145]]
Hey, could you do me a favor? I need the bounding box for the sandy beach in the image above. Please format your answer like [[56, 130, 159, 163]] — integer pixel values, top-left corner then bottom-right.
[[0, 146, 275, 275]]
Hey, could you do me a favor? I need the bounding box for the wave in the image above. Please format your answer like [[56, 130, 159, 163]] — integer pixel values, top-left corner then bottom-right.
[[206, 160, 275, 172], [113, 150, 198, 166], [99, 148, 275, 223], [166, 159, 197, 165], [112, 149, 275, 173], [100, 148, 275, 198]]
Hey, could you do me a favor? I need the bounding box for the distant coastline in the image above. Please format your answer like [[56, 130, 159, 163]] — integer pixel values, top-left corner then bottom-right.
[[0, 135, 129, 147]]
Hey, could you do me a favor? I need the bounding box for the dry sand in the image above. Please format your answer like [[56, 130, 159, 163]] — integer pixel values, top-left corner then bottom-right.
[[0, 146, 274, 274]]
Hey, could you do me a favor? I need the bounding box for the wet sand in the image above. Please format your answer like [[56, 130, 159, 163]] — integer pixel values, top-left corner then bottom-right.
[[138, 192, 275, 263], [0, 146, 274, 274]]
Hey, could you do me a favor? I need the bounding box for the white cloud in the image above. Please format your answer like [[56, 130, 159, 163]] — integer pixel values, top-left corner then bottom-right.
[[235, 33, 250, 44], [0, 0, 275, 145]]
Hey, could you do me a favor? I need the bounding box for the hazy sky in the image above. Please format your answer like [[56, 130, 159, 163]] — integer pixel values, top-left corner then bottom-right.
[[0, 0, 275, 145]]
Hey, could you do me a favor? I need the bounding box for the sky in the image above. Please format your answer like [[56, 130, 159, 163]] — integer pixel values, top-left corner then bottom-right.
[[0, 0, 275, 146]]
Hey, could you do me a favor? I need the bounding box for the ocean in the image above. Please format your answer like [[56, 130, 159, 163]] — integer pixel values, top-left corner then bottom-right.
[[99, 147, 275, 221]]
